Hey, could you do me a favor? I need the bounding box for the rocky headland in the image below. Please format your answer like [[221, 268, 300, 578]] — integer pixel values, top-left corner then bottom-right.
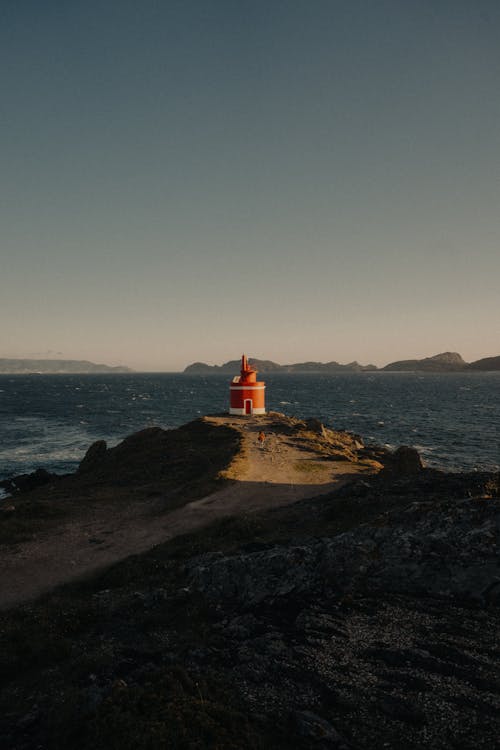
[[0, 414, 499, 749]]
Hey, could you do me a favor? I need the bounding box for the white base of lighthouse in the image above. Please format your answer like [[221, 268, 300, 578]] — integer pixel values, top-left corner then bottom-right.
[[229, 407, 266, 416]]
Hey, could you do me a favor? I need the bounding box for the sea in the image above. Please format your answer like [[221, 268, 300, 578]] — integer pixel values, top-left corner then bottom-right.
[[0, 372, 499, 486]]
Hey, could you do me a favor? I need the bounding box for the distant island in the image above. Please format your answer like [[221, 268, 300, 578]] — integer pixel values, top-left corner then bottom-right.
[[184, 358, 378, 374], [0, 359, 132, 374], [184, 352, 500, 374], [382, 352, 500, 372]]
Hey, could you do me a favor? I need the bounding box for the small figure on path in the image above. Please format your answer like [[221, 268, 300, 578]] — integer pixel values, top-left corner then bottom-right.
[[258, 431, 266, 450]]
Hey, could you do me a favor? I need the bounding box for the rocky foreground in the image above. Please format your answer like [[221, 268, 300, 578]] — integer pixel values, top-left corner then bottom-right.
[[0, 415, 499, 749]]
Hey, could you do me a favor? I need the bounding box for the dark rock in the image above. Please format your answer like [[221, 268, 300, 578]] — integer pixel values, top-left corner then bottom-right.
[[0, 467, 58, 495], [220, 614, 261, 639], [378, 695, 426, 725], [16, 707, 41, 729], [295, 609, 348, 637], [77, 440, 108, 473], [332, 479, 372, 498], [383, 446, 424, 475], [375, 670, 429, 692], [292, 710, 348, 746], [190, 496, 500, 606], [304, 418, 328, 436], [485, 580, 500, 605]]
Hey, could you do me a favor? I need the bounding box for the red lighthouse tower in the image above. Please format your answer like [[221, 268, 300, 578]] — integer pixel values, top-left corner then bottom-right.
[[229, 355, 266, 416]]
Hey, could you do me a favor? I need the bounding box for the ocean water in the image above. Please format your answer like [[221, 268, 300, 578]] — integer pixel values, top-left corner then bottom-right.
[[0, 372, 499, 482]]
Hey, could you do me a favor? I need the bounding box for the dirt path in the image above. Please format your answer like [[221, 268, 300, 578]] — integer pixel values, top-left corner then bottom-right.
[[0, 415, 374, 609]]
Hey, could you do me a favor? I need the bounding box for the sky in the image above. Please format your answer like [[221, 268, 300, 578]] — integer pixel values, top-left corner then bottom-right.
[[1, 1, 499, 371]]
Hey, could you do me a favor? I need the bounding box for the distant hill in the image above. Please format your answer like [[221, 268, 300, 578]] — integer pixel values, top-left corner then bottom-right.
[[383, 352, 468, 372], [467, 356, 500, 371], [280, 361, 377, 373], [0, 359, 132, 374], [184, 358, 377, 374], [185, 352, 500, 374], [183, 359, 283, 375]]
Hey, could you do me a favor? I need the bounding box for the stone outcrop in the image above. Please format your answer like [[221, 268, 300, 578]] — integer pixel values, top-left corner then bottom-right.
[[77, 440, 108, 474], [189, 495, 500, 607], [381, 446, 424, 475], [0, 468, 59, 495]]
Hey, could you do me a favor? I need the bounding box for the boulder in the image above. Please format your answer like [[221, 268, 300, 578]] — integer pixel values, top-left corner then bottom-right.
[[0, 467, 58, 495], [384, 446, 424, 475], [304, 418, 328, 436], [78, 440, 108, 474]]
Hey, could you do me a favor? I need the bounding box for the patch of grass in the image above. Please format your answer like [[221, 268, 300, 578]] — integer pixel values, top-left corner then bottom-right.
[[293, 460, 323, 474]]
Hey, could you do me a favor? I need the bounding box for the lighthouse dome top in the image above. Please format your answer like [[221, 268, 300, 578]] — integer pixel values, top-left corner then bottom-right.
[[233, 354, 258, 384]]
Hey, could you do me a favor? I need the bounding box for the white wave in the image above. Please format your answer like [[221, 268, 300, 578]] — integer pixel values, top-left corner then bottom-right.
[[0, 445, 85, 462]]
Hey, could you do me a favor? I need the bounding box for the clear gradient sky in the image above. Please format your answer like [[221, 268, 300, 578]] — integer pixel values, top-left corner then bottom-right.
[[1, 1, 499, 371]]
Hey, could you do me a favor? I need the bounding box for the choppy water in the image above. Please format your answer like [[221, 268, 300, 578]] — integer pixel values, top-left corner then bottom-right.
[[0, 372, 499, 481]]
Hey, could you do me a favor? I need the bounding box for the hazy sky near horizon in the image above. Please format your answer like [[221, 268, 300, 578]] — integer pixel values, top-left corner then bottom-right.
[[1, 1, 499, 371]]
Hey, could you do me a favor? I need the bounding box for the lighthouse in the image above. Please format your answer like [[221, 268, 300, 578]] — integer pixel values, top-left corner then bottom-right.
[[229, 354, 266, 416]]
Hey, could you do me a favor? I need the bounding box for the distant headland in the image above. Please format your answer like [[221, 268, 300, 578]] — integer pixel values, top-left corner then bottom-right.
[[0, 359, 132, 374], [184, 352, 500, 374]]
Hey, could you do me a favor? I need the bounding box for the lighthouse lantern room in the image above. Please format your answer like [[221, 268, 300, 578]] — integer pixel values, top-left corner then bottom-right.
[[229, 355, 266, 416]]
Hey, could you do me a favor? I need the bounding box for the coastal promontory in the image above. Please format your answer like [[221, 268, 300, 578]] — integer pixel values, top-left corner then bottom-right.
[[0, 414, 499, 749]]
